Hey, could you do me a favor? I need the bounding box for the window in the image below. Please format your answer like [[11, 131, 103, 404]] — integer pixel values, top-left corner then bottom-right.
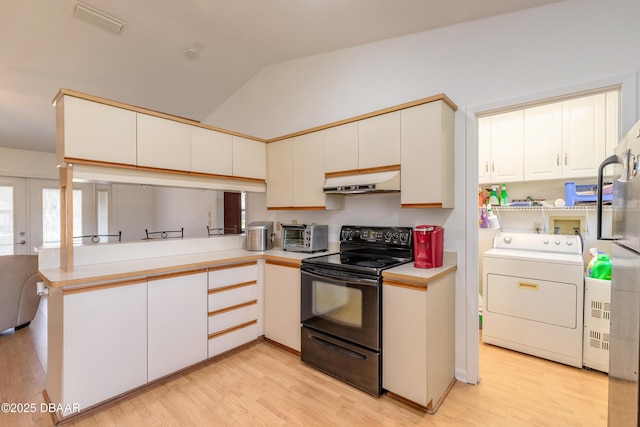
[[97, 189, 109, 235], [42, 188, 82, 245]]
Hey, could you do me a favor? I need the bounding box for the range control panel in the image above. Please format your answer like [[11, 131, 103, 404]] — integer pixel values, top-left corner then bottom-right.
[[340, 225, 413, 247]]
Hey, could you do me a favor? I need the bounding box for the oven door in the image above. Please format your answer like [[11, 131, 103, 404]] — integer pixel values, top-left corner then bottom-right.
[[300, 265, 380, 350]]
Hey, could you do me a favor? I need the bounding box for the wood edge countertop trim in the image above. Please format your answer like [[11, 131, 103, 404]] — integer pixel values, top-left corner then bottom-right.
[[264, 258, 301, 268], [325, 164, 400, 178], [39, 256, 265, 288], [382, 265, 457, 288], [267, 206, 327, 211], [62, 277, 148, 295], [53, 89, 268, 143], [63, 157, 267, 185], [147, 268, 208, 282], [401, 203, 444, 209], [208, 261, 257, 271], [268, 93, 458, 143]]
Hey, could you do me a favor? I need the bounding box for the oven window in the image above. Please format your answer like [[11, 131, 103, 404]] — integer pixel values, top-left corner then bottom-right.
[[312, 280, 363, 328]]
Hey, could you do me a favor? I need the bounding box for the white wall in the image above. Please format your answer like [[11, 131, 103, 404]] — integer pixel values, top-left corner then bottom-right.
[[206, 0, 640, 384], [0, 147, 57, 179]]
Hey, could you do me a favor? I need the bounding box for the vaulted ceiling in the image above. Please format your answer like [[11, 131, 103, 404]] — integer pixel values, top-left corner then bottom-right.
[[0, 0, 564, 153]]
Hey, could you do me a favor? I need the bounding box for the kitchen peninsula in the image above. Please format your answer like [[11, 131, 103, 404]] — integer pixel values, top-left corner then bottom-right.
[[38, 237, 457, 422]]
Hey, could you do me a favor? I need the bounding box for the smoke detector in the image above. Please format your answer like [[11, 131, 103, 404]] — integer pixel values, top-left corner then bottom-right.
[[184, 46, 200, 59], [72, 1, 126, 34]]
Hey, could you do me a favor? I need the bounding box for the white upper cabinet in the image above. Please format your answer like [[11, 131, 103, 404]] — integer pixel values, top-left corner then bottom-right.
[[358, 111, 401, 169], [293, 132, 325, 207], [59, 96, 137, 166], [266, 139, 294, 208], [190, 126, 233, 176], [400, 101, 455, 208], [523, 103, 563, 181], [562, 93, 606, 178], [137, 113, 191, 171], [324, 122, 359, 173], [478, 110, 524, 184], [233, 136, 266, 180]]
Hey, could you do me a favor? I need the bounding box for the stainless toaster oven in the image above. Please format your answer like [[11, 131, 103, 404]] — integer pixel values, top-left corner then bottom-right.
[[281, 224, 328, 252]]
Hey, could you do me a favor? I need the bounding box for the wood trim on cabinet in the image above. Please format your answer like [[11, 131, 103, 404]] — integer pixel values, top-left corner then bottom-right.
[[207, 320, 258, 340], [264, 259, 300, 268], [63, 277, 148, 295], [401, 203, 444, 209], [147, 268, 207, 282], [53, 89, 267, 143], [63, 157, 267, 184], [324, 164, 400, 178], [383, 280, 427, 292], [267, 206, 327, 211], [208, 261, 257, 271], [59, 164, 74, 272], [268, 93, 458, 143], [208, 281, 257, 294], [208, 300, 258, 317]]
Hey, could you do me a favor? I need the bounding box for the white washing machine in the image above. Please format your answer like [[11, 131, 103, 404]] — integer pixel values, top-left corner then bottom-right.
[[482, 232, 584, 368]]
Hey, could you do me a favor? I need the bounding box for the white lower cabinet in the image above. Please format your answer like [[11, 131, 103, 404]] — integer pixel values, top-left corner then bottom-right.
[[147, 270, 208, 381], [264, 261, 301, 352], [382, 272, 455, 412], [207, 262, 260, 358], [61, 280, 148, 415]]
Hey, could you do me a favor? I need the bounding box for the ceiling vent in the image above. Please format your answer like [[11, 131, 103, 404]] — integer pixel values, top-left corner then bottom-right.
[[72, 2, 126, 34]]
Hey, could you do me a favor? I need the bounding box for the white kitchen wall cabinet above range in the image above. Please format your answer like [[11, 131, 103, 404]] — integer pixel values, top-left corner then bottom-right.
[[357, 111, 401, 169]]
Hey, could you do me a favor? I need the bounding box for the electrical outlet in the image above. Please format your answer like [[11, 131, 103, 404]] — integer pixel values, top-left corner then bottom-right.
[[533, 222, 542, 233], [275, 222, 281, 231], [292, 219, 298, 224]]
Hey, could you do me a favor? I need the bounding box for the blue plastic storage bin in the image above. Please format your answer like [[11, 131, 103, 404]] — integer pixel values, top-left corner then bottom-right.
[[564, 182, 612, 206]]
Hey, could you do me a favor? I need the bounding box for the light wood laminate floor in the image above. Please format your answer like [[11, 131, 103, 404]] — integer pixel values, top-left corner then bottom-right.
[[0, 297, 608, 426]]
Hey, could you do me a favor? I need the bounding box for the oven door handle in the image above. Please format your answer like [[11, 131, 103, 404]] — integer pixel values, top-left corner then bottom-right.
[[308, 334, 367, 360], [301, 269, 379, 287]]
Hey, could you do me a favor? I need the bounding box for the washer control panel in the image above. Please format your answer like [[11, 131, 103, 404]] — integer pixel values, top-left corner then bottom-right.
[[493, 232, 582, 254]]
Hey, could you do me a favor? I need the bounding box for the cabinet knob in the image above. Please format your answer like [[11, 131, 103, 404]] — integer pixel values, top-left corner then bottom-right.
[[564, 153, 568, 165], [556, 154, 560, 166]]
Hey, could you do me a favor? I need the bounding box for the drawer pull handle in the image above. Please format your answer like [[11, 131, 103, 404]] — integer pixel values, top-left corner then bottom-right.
[[518, 282, 539, 291]]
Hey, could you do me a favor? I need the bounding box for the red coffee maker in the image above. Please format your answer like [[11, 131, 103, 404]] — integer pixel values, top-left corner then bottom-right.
[[413, 225, 444, 269]]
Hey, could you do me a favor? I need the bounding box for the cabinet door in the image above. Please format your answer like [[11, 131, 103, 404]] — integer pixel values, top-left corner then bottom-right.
[[137, 113, 191, 171], [264, 262, 301, 352], [383, 283, 428, 406], [190, 126, 233, 176], [266, 139, 293, 208], [524, 103, 562, 181], [61, 96, 137, 165], [562, 93, 606, 178], [233, 136, 266, 180], [324, 122, 359, 173], [148, 271, 208, 381], [358, 111, 401, 169], [489, 110, 524, 183], [293, 132, 325, 207], [477, 117, 492, 185], [400, 101, 455, 208], [63, 281, 147, 413]]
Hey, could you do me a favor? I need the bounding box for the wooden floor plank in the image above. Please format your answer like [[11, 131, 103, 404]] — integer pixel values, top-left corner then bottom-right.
[[0, 298, 608, 426]]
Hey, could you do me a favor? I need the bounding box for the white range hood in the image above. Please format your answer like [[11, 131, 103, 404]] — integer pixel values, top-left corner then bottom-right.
[[323, 170, 400, 194]]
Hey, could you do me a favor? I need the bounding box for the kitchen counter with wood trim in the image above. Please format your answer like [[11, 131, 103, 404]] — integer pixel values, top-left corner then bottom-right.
[[382, 263, 457, 288], [38, 248, 322, 288]]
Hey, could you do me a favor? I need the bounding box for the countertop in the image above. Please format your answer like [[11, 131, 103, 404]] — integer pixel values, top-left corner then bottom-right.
[[38, 248, 323, 288], [39, 246, 457, 289]]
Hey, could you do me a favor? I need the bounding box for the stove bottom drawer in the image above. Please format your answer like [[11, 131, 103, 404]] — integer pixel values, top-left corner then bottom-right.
[[301, 326, 380, 396]]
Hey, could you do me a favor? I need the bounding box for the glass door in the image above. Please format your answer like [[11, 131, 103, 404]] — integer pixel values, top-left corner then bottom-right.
[[0, 177, 28, 255]]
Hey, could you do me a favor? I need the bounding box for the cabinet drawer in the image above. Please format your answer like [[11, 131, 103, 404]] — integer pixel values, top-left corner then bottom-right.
[[208, 302, 258, 334], [208, 284, 257, 312], [208, 264, 257, 290], [208, 322, 258, 358]]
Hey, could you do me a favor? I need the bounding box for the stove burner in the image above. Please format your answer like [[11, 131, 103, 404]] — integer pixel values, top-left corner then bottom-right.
[[356, 260, 386, 268]]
